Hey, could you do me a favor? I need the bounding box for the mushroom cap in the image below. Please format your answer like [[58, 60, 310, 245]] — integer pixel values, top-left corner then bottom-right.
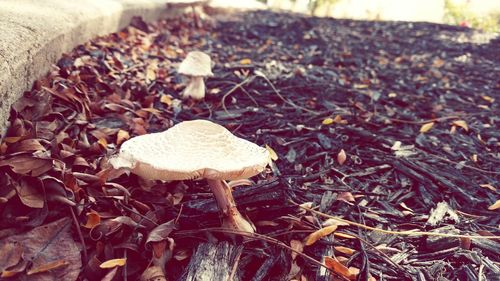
[[178, 51, 213, 77], [109, 120, 270, 181]]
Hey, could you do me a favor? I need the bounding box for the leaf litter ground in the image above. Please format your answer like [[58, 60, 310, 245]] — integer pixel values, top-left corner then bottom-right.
[[0, 9, 499, 281]]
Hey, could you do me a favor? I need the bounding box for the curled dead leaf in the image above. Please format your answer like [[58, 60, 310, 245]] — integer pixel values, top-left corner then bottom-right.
[[83, 211, 101, 229]]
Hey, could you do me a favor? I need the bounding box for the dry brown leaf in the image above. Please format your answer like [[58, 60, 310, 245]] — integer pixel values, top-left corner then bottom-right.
[[101, 267, 119, 281], [322, 218, 350, 227], [487, 200, 500, 211], [322, 117, 334, 125], [452, 120, 468, 131], [83, 211, 101, 229], [11, 139, 46, 153], [146, 220, 176, 245], [240, 58, 252, 65], [14, 176, 45, 209], [0, 218, 81, 280], [290, 240, 304, 260], [334, 232, 356, 239], [481, 95, 494, 103], [146, 65, 156, 82], [0, 242, 23, 273], [173, 249, 190, 261], [160, 95, 173, 106], [459, 237, 471, 250], [140, 266, 166, 281], [337, 192, 355, 203], [304, 225, 338, 246], [335, 246, 356, 256], [0, 156, 53, 176], [337, 149, 347, 165], [265, 144, 278, 161], [419, 122, 434, 133], [99, 258, 126, 269], [97, 138, 108, 149], [27, 259, 69, 275], [479, 184, 496, 192], [324, 256, 356, 280], [116, 129, 130, 145]]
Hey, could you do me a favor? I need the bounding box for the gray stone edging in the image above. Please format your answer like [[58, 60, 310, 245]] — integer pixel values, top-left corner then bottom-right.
[[0, 0, 190, 138]]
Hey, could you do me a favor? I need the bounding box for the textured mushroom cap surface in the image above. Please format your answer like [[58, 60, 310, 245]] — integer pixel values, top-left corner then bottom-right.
[[178, 51, 213, 77], [109, 120, 270, 181]]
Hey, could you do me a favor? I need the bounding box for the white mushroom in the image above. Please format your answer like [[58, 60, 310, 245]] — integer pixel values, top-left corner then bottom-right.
[[109, 120, 270, 234], [178, 51, 213, 100]]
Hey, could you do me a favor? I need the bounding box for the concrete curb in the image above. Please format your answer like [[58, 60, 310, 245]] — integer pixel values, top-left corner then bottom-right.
[[0, 0, 187, 138]]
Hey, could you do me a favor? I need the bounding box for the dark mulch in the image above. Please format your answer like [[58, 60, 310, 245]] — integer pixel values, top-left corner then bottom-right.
[[0, 9, 498, 281]]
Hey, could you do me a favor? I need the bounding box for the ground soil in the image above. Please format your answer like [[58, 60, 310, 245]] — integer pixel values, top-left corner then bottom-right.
[[0, 10, 498, 281]]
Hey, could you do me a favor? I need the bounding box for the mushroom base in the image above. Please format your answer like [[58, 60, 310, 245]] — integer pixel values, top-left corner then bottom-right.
[[207, 179, 255, 235], [181, 76, 205, 100]]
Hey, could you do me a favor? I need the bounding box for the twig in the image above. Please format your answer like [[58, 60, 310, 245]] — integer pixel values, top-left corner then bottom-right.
[[296, 202, 500, 239], [228, 248, 243, 281], [69, 206, 88, 263], [221, 76, 255, 115], [254, 71, 320, 116], [177, 227, 334, 274], [415, 147, 500, 175]]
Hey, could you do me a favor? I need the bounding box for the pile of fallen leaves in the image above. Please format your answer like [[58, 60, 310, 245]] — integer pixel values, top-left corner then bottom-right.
[[0, 10, 499, 281]]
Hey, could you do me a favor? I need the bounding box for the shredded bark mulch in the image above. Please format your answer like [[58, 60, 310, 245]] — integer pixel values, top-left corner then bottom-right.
[[0, 10, 499, 281]]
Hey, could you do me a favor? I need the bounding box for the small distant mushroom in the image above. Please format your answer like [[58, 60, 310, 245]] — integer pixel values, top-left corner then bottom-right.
[[177, 51, 213, 100], [109, 120, 270, 234]]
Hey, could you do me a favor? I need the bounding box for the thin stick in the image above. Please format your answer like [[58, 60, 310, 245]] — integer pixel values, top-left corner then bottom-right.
[[254, 71, 320, 115], [69, 206, 88, 263], [297, 203, 500, 239], [178, 227, 333, 273], [228, 247, 243, 281], [221, 76, 255, 115]]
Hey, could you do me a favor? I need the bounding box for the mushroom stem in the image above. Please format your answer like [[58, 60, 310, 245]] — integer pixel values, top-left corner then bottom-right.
[[182, 76, 205, 100], [206, 179, 254, 234]]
